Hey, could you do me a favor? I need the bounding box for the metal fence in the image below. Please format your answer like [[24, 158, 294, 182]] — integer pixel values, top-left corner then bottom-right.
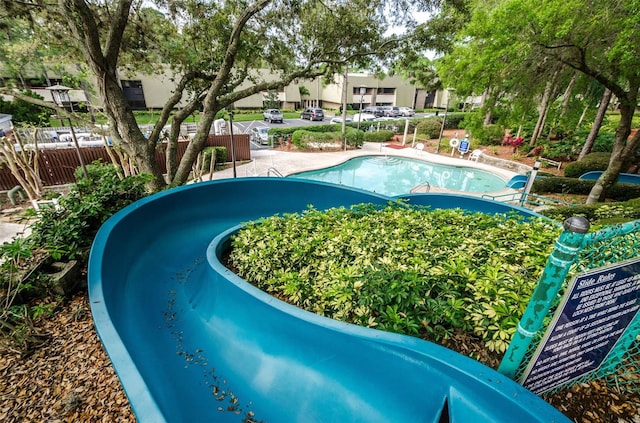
[[0, 134, 251, 191], [499, 217, 640, 395]]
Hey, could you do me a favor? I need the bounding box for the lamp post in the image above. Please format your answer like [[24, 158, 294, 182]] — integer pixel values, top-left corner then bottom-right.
[[357, 86, 366, 131], [436, 88, 455, 154], [227, 108, 237, 178], [47, 85, 89, 178]]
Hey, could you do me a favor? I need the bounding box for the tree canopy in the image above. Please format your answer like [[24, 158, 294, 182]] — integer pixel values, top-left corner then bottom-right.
[[0, 0, 439, 189], [435, 0, 640, 202]]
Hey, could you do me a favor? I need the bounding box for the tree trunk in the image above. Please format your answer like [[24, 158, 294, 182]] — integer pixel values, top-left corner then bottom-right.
[[481, 87, 492, 126], [170, 99, 219, 186], [99, 71, 165, 190], [586, 100, 640, 203], [558, 71, 577, 121], [341, 66, 348, 143], [578, 88, 611, 160], [529, 79, 555, 146]]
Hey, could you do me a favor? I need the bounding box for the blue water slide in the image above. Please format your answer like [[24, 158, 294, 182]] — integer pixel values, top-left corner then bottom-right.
[[395, 192, 542, 216], [506, 174, 529, 189], [579, 171, 640, 185], [89, 178, 570, 422]]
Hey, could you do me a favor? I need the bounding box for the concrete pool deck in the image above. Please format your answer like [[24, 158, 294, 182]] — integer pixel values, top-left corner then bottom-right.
[[205, 141, 525, 199]]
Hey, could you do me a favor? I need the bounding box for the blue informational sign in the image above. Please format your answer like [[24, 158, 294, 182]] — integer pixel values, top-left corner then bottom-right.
[[458, 139, 470, 155], [521, 258, 640, 394]]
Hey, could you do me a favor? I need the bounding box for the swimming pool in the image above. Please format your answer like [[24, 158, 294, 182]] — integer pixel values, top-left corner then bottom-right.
[[289, 155, 506, 196]]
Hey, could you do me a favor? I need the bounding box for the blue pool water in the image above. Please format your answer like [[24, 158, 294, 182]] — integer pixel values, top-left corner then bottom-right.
[[289, 155, 506, 196]]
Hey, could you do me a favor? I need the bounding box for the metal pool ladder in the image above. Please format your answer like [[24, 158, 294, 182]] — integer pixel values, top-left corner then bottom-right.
[[267, 167, 284, 177]]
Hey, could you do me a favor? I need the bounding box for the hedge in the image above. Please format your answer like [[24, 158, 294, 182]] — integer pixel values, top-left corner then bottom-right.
[[363, 130, 394, 143], [290, 127, 365, 149], [200, 146, 227, 171], [532, 176, 640, 201], [416, 119, 442, 139], [563, 152, 612, 178], [540, 198, 640, 223]]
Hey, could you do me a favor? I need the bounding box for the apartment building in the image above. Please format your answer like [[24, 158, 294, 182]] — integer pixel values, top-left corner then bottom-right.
[[2, 67, 446, 113]]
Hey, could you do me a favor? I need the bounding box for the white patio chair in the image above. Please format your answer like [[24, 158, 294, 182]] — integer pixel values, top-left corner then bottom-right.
[[468, 149, 483, 161]]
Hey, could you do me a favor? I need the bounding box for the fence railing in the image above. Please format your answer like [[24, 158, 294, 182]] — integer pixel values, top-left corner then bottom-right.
[[0, 134, 251, 191], [499, 217, 640, 397]]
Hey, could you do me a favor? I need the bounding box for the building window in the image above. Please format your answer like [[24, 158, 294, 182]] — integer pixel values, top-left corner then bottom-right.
[[377, 87, 395, 94], [120, 80, 147, 110]]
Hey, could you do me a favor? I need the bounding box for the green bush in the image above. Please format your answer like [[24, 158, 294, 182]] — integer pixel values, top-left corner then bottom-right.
[[472, 124, 505, 145], [229, 203, 560, 355], [443, 113, 466, 129], [363, 130, 394, 143], [416, 118, 442, 139], [563, 152, 611, 178], [459, 111, 503, 145], [32, 162, 152, 261], [290, 127, 365, 149], [200, 146, 227, 171], [345, 127, 364, 148], [291, 130, 342, 150], [213, 146, 227, 166], [0, 162, 151, 352], [532, 176, 640, 201], [540, 198, 640, 224]]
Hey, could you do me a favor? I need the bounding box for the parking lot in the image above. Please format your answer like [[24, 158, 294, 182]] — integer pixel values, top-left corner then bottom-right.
[[235, 112, 433, 150]]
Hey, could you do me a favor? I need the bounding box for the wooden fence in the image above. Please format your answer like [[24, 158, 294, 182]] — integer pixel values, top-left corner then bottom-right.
[[0, 134, 251, 191]]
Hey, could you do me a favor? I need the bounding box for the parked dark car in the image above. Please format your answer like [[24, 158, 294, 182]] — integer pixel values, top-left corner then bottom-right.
[[301, 108, 325, 121], [263, 109, 284, 123], [363, 106, 385, 117]]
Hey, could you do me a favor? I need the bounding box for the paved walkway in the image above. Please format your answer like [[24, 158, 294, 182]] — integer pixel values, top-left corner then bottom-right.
[[0, 221, 30, 245], [210, 141, 520, 178], [204, 141, 521, 197]]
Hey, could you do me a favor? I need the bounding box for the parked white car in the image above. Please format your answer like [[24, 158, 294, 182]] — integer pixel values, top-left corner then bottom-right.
[[250, 126, 270, 145], [398, 107, 415, 117], [351, 113, 377, 122], [329, 116, 353, 124], [263, 109, 283, 123]]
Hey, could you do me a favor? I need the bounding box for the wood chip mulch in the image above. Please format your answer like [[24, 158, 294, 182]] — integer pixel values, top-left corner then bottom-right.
[[2, 292, 639, 423], [0, 293, 135, 423]]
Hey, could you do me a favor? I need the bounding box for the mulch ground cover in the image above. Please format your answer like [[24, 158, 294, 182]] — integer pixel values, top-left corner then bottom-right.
[[1, 292, 639, 422], [0, 294, 135, 422]]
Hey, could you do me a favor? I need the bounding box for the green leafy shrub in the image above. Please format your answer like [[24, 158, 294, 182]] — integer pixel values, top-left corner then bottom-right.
[[442, 113, 466, 129], [291, 130, 340, 150], [200, 146, 227, 171], [30, 162, 151, 261], [291, 127, 364, 149], [540, 198, 640, 225], [563, 152, 611, 178], [345, 127, 364, 148], [363, 130, 394, 143], [1, 163, 150, 351], [532, 177, 640, 201], [213, 146, 227, 166], [590, 131, 617, 153], [471, 124, 505, 146], [416, 118, 442, 139], [228, 203, 560, 355], [535, 139, 582, 161]]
